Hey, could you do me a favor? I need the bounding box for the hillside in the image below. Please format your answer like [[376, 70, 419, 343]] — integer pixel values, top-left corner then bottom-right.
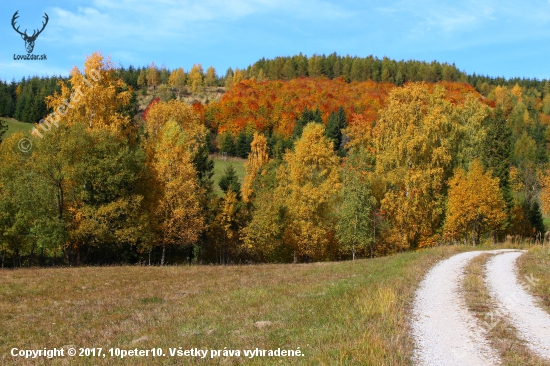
[[205, 78, 486, 137]]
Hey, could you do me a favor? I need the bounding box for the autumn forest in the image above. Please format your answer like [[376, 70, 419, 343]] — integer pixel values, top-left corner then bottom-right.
[[0, 52, 549, 267]]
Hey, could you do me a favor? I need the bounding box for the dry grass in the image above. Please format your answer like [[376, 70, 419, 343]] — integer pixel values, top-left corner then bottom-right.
[[517, 245, 550, 314], [0, 246, 465, 365], [462, 253, 548, 365]]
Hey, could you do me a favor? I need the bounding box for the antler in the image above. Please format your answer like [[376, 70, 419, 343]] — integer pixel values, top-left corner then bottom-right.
[[11, 11, 27, 37], [29, 13, 49, 40]]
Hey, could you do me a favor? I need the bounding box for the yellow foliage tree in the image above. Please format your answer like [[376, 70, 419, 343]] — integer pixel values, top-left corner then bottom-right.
[[168, 68, 186, 98], [204, 66, 217, 87], [214, 189, 241, 264], [276, 123, 341, 261], [444, 159, 506, 245], [375, 83, 453, 249], [149, 120, 204, 265], [541, 174, 550, 215], [511, 83, 523, 103], [493, 86, 515, 116], [147, 61, 160, 90], [188, 64, 204, 93], [44, 52, 133, 136], [233, 68, 245, 85], [144, 99, 205, 152], [241, 133, 270, 202]]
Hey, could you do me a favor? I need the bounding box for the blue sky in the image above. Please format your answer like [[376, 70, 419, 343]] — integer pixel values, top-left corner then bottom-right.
[[2, 0, 550, 81]]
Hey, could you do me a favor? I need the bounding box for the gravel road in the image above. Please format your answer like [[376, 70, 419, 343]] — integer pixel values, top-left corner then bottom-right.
[[411, 250, 519, 366], [484, 250, 550, 360]]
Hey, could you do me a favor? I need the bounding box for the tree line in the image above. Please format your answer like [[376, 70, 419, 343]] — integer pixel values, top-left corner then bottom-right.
[[1, 53, 549, 267], [4, 53, 550, 125]]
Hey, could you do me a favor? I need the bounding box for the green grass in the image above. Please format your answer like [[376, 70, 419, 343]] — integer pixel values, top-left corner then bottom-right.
[[0, 246, 470, 365], [211, 155, 246, 196], [1, 117, 34, 138]]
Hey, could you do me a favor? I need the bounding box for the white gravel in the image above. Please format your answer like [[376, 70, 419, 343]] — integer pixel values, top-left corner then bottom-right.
[[411, 250, 511, 366], [484, 250, 550, 360]]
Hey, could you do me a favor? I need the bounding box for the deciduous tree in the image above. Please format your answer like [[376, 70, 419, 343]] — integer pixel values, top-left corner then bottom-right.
[[444, 160, 506, 245], [148, 120, 204, 265], [336, 147, 376, 259], [376, 84, 453, 249], [242, 132, 269, 202], [44, 52, 134, 137], [169, 68, 186, 98], [276, 123, 341, 261]]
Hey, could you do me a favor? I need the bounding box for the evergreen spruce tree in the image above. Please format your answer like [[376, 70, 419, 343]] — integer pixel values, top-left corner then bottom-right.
[[292, 108, 323, 140], [325, 111, 339, 151], [482, 107, 513, 208], [528, 201, 546, 237], [235, 130, 251, 158], [219, 164, 241, 196], [0, 119, 7, 144], [324, 106, 347, 155], [193, 132, 215, 185], [220, 132, 235, 156]]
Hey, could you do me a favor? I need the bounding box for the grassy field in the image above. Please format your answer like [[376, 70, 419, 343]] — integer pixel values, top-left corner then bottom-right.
[[211, 155, 246, 196], [1, 117, 33, 138], [0, 246, 471, 365]]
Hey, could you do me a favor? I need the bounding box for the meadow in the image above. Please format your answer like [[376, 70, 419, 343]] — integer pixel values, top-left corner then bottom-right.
[[1, 246, 467, 365], [211, 155, 246, 196], [1, 117, 33, 138]]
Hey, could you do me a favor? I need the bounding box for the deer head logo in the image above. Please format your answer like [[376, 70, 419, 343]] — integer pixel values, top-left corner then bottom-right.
[[12, 11, 49, 54]]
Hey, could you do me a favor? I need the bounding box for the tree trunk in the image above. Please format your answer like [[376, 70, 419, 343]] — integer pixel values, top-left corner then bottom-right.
[[372, 215, 376, 259], [148, 248, 152, 266], [161, 245, 166, 266]]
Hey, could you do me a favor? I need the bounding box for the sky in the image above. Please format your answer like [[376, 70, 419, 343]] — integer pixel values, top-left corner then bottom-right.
[[2, 0, 550, 81]]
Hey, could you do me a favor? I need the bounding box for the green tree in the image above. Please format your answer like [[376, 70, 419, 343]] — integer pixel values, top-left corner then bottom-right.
[[336, 147, 376, 259], [292, 108, 323, 140], [220, 132, 235, 156], [219, 164, 241, 195], [0, 120, 7, 143], [527, 200, 545, 237], [324, 106, 347, 155], [235, 130, 251, 158], [482, 107, 513, 208]]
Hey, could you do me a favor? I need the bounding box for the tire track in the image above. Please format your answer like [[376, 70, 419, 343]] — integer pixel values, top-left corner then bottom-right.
[[484, 250, 550, 360], [412, 250, 502, 366]]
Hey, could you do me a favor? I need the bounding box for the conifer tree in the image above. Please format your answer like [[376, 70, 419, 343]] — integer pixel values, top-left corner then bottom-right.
[[220, 132, 235, 156], [325, 106, 347, 154], [482, 107, 513, 208], [235, 130, 251, 158], [0, 120, 7, 144], [219, 164, 241, 196]]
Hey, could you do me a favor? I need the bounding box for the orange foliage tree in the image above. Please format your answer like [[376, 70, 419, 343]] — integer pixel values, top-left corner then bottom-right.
[[444, 160, 507, 245], [207, 78, 485, 140]]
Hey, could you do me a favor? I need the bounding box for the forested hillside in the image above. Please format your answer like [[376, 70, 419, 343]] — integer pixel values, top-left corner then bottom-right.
[[0, 52, 549, 267]]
